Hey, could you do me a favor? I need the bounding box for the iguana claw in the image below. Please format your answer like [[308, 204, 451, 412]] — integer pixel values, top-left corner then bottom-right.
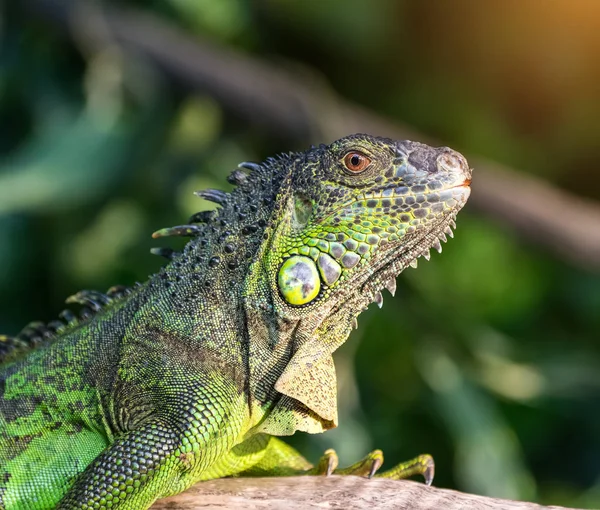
[[312, 449, 433, 484], [309, 448, 339, 476], [368, 455, 383, 479]]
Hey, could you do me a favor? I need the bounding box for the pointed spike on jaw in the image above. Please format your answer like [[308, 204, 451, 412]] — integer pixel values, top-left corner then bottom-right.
[[433, 240, 443, 254], [450, 219, 457, 229], [374, 291, 384, 309], [439, 232, 448, 243], [351, 317, 358, 330], [409, 259, 418, 269], [423, 251, 431, 261], [385, 279, 396, 297], [444, 226, 454, 238]]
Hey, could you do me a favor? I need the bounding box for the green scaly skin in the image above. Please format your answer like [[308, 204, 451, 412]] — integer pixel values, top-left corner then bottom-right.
[[0, 134, 472, 509]]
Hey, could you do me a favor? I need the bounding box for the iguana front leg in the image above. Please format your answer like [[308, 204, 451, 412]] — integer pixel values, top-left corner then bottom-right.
[[235, 436, 434, 484], [57, 419, 181, 510], [57, 384, 247, 509]]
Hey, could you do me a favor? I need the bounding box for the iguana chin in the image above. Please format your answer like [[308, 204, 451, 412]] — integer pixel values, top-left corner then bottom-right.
[[0, 134, 472, 509]]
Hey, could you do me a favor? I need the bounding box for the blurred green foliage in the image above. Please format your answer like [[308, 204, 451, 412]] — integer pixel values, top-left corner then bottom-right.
[[1, 1, 600, 507]]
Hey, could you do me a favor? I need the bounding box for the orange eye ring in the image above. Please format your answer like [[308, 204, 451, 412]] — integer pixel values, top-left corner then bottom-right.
[[343, 151, 371, 173]]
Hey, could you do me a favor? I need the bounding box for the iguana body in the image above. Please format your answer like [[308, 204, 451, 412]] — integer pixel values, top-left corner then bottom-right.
[[0, 134, 472, 509]]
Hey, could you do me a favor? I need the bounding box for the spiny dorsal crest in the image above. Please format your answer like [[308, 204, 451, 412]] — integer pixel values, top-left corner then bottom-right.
[[149, 153, 297, 262], [0, 152, 295, 364], [0, 285, 135, 364]]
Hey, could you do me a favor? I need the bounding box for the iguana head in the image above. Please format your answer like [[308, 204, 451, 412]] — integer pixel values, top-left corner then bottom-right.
[[262, 133, 471, 320], [235, 133, 472, 434]]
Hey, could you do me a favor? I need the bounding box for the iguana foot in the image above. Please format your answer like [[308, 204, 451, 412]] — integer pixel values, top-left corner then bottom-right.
[[376, 453, 434, 485], [312, 449, 434, 485]]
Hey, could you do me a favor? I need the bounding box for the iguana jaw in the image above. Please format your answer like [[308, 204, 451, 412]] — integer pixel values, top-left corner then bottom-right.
[[320, 180, 470, 327], [357, 203, 467, 311]]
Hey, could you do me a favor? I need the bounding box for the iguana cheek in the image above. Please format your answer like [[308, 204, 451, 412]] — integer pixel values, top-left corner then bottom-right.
[[278, 255, 321, 305], [316, 253, 341, 286]]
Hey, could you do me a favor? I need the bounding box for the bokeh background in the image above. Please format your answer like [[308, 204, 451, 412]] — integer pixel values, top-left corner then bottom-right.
[[2, 0, 600, 507]]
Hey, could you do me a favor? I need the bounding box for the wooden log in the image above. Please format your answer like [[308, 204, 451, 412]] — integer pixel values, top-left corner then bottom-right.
[[152, 476, 581, 510]]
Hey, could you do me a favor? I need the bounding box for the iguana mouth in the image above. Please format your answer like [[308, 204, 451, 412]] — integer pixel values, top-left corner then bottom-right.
[[449, 177, 472, 189]]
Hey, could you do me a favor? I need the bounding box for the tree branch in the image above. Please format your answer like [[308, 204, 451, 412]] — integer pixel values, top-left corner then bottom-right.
[[151, 476, 580, 510], [23, 0, 600, 270]]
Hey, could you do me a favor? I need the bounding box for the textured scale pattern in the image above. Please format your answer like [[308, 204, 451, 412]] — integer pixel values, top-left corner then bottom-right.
[[0, 134, 471, 509]]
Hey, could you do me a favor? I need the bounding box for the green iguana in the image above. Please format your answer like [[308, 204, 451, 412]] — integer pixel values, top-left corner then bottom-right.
[[0, 134, 472, 509]]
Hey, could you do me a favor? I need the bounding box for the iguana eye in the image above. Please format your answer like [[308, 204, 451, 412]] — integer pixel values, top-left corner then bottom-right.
[[343, 151, 371, 173]]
